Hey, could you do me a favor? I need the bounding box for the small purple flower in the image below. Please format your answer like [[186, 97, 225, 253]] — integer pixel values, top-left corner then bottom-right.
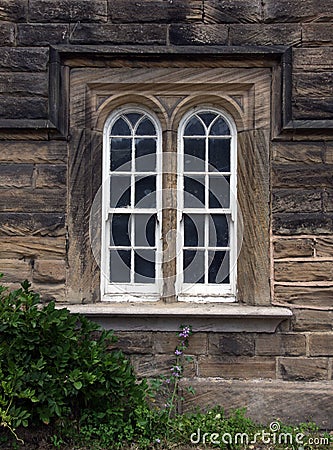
[[155, 438, 161, 443], [175, 349, 182, 356], [165, 378, 170, 384]]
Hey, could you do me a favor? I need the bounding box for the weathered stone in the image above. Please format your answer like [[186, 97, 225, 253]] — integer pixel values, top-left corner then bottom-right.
[[0, 73, 47, 96], [274, 284, 333, 308], [293, 97, 333, 120], [229, 24, 301, 46], [275, 261, 333, 282], [325, 142, 333, 164], [0, 189, 66, 213], [33, 259, 66, 284], [0, 236, 66, 259], [182, 379, 333, 429], [272, 190, 322, 213], [209, 333, 255, 356], [0, 164, 33, 188], [169, 24, 228, 45], [29, 0, 107, 22], [35, 165, 67, 189], [279, 357, 328, 381], [293, 47, 333, 71], [0, 97, 48, 120], [0, 213, 65, 237], [293, 72, 333, 98], [69, 23, 167, 45], [0, 22, 15, 45], [273, 238, 314, 258], [0, 141, 67, 164], [32, 282, 66, 302], [0, 48, 48, 71], [273, 213, 333, 235], [323, 189, 333, 212], [110, 332, 153, 354], [0, 0, 28, 22], [0, 259, 31, 283], [293, 309, 333, 332], [130, 354, 196, 378], [272, 164, 333, 188], [153, 332, 208, 355], [256, 333, 306, 356], [203, 0, 261, 23], [302, 24, 333, 46], [309, 334, 333, 357], [316, 237, 333, 257], [264, 0, 333, 23], [18, 24, 70, 45], [272, 142, 323, 165], [109, 0, 202, 23], [198, 356, 276, 378]]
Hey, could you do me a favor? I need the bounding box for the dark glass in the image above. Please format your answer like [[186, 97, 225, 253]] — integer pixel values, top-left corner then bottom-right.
[[111, 138, 131, 171], [110, 175, 131, 208], [135, 176, 156, 207], [208, 138, 230, 172], [209, 176, 230, 208], [135, 138, 156, 171], [184, 214, 205, 247], [209, 214, 229, 247], [111, 117, 131, 136], [183, 250, 204, 283], [184, 116, 205, 136], [126, 113, 142, 126], [136, 118, 156, 136], [110, 213, 131, 246], [110, 249, 131, 282], [184, 176, 205, 208], [208, 251, 229, 284], [134, 250, 155, 283], [210, 117, 230, 135], [198, 112, 217, 127], [135, 214, 156, 247], [184, 138, 205, 172]]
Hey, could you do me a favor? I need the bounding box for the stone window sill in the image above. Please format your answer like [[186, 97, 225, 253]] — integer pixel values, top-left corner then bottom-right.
[[57, 302, 292, 333]]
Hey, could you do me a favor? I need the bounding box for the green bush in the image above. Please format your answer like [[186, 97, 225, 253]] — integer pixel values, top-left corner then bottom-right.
[[0, 276, 148, 444]]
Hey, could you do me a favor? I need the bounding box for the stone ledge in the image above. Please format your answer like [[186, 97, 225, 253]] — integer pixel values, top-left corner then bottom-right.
[[181, 378, 333, 429], [56, 302, 292, 332]]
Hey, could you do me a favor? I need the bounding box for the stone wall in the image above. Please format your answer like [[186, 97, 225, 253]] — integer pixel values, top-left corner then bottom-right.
[[0, 0, 332, 427]]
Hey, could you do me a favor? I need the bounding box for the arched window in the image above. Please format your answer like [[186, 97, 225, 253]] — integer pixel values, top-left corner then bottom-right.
[[177, 109, 237, 299], [101, 108, 162, 299]]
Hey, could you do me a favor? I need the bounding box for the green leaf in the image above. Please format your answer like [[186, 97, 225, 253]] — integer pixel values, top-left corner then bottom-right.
[[73, 381, 82, 390]]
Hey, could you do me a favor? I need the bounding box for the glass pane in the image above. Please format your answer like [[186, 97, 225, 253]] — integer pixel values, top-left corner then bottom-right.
[[198, 112, 217, 127], [135, 176, 156, 207], [208, 138, 230, 172], [111, 138, 131, 171], [184, 138, 205, 172], [110, 249, 131, 282], [136, 118, 156, 136], [183, 250, 204, 283], [210, 116, 230, 135], [110, 213, 131, 246], [135, 138, 156, 172], [208, 251, 229, 284], [209, 176, 230, 208], [111, 117, 131, 136], [184, 176, 205, 208], [184, 116, 205, 136], [126, 113, 142, 126], [135, 214, 156, 247], [209, 214, 229, 247], [110, 175, 131, 208], [134, 249, 155, 283], [184, 214, 205, 247]]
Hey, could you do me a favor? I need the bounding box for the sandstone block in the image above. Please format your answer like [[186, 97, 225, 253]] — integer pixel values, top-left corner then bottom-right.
[[0, 0, 28, 22], [0, 164, 33, 188], [273, 213, 333, 235], [272, 190, 322, 214], [309, 334, 333, 357], [33, 259, 66, 284], [273, 238, 314, 258], [131, 354, 196, 378], [324, 142, 333, 164], [256, 333, 306, 357], [275, 261, 333, 282], [274, 284, 333, 308], [294, 48, 333, 71], [35, 165, 67, 189], [303, 24, 333, 46], [33, 282, 66, 302], [0, 73, 47, 96], [18, 24, 69, 45], [0, 236, 66, 259], [293, 97, 333, 120], [229, 24, 301, 46], [0, 96, 47, 120], [29, 0, 107, 22], [0, 259, 31, 283], [0, 213, 65, 237], [0, 22, 15, 45], [209, 333, 255, 356], [153, 332, 208, 355], [323, 189, 333, 212], [264, 0, 333, 23], [169, 24, 228, 45], [278, 357, 328, 381], [293, 72, 333, 98], [110, 332, 153, 354], [272, 142, 323, 165], [272, 164, 333, 188], [203, 0, 261, 23], [316, 237, 333, 257], [0, 189, 66, 213], [0, 141, 67, 164], [0, 48, 48, 72], [293, 309, 333, 332]]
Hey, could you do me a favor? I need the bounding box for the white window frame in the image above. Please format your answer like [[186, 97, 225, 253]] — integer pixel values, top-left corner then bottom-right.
[[101, 106, 163, 301], [176, 107, 238, 302]]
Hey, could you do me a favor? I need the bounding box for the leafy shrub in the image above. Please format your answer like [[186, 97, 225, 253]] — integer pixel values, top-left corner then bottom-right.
[[0, 276, 148, 444]]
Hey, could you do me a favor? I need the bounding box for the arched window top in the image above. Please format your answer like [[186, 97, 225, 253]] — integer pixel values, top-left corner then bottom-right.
[[109, 110, 158, 138], [183, 109, 233, 138]]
